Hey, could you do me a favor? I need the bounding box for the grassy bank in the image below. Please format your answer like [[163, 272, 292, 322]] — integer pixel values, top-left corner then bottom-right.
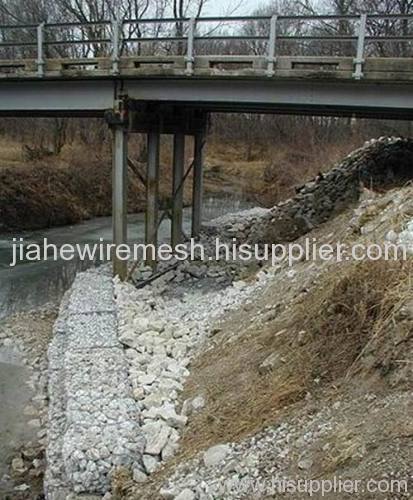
[[0, 136, 362, 232]]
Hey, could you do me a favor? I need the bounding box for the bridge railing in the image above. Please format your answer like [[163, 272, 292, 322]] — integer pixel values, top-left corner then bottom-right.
[[0, 13, 411, 79]]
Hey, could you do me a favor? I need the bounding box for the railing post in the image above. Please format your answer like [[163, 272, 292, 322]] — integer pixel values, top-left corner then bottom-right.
[[111, 17, 121, 75], [185, 17, 195, 76], [353, 13, 367, 80], [266, 15, 277, 77], [36, 22, 45, 78]]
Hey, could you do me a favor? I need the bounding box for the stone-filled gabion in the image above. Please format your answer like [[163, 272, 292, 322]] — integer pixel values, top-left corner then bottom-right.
[[45, 271, 144, 499]]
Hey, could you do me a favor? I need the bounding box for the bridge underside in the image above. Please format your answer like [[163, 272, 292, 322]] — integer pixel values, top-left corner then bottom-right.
[[0, 77, 412, 119]]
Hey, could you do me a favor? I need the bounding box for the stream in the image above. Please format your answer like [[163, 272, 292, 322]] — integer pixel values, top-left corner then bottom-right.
[[0, 195, 252, 318]]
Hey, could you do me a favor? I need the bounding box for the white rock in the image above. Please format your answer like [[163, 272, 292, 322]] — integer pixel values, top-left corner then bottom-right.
[[156, 404, 188, 429], [191, 395, 205, 412], [11, 457, 26, 474], [133, 317, 151, 333], [119, 330, 138, 348], [141, 393, 166, 409], [160, 487, 178, 499], [385, 229, 398, 242], [133, 468, 148, 483], [161, 428, 180, 461], [171, 342, 188, 360], [203, 444, 231, 467], [297, 330, 307, 346], [186, 264, 204, 279], [149, 320, 166, 333], [182, 395, 205, 416], [132, 387, 145, 401], [258, 352, 284, 374], [138, 373, 157, 385], [174, 489, 196, 500], [143, 454, 160, 474], [159, 379, 183, 392], [152, 344, 167, 357], [27, 418, 41, 428], [143, 421, 171, 455], [298, 458, 313, 470], [14, 484, 30, 492], [233, 280, 247, 290], [171, 328, 185, 339]]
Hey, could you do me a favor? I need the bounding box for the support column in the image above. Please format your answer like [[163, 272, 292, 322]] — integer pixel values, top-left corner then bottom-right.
[[112, 125, 128, 280], [171, 133, 185, 248], [146, 131, 160, 268], [192, 131, 204, 237]]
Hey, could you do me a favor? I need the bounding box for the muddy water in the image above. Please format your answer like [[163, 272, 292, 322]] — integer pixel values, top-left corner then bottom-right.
[[0, 196, 252, 318]]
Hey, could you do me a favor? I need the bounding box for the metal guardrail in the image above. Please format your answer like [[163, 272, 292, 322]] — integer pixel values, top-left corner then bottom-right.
[[0, 13, 411, 79]]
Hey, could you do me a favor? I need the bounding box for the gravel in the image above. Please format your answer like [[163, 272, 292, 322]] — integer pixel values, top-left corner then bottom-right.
[[115, 258, 272, 479]]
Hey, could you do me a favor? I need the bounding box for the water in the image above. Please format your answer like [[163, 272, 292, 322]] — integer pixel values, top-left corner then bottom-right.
[[0, 197, 252, 318]]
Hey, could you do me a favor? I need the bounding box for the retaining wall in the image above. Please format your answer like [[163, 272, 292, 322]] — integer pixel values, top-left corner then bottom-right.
[[45, 271, 144, 499]]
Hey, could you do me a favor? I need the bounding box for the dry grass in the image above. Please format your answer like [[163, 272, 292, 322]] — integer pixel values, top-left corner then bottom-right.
[[320, 425, 366, 472], [293, 259, 413, 382], [205, 138, 361, 206], [0, 155, 149, 231], [0, 137, 28, 167], [180, 329, 304, 455], [171, 259, 413, 467]]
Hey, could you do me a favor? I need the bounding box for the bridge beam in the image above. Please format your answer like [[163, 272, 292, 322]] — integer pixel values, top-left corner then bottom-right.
[[171, 133, 185, 248], [146, 130, 160, 269], [192, 131, 205, 237], [112, 124, 128, 280]]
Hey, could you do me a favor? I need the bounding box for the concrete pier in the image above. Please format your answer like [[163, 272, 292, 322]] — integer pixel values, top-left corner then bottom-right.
[[112, 125, 128, 280], [192, 132, 205, 237], [172, 133, 185, 247], [146, 131, 160, 268]]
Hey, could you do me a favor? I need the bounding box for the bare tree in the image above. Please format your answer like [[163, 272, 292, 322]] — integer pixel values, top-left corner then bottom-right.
[[171, 0, 209, 54]]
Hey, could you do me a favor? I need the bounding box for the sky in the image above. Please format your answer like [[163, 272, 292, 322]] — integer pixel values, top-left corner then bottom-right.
[[204, 0, 264, 16]]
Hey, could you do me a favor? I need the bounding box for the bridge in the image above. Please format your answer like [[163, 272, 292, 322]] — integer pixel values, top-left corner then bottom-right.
[[0, 13, 412, 277]]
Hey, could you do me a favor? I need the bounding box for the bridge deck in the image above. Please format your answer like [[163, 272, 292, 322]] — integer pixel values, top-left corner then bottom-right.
[[0, 56, 412, 82]]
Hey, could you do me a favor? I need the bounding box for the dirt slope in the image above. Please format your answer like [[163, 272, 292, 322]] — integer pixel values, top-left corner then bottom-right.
[[126, 186, 413, 499]]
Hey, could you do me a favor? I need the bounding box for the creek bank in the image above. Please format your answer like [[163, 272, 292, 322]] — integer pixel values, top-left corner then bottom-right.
[[0, 161, 145, 233]]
